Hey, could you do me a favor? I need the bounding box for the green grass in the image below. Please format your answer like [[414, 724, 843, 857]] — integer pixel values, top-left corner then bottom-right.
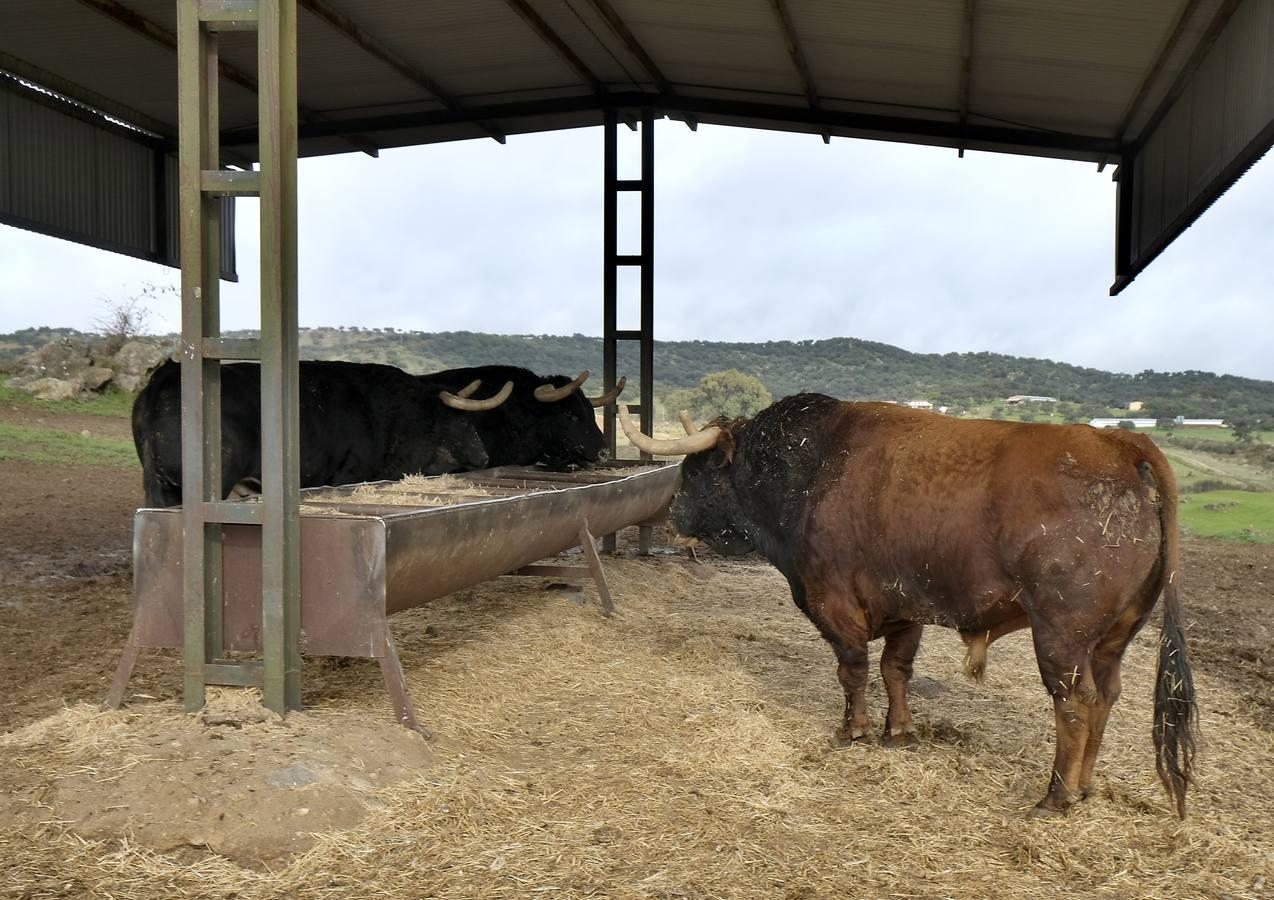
[[1178, 490, 1274, 543], [1148, 427, 1274, 444], [0, 422, 138, 468], [0, 375, 134, 418]]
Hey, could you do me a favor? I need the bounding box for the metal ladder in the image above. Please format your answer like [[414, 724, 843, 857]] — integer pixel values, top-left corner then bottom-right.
[[174, 0, 301, 716], [601, 107, 655, 554]]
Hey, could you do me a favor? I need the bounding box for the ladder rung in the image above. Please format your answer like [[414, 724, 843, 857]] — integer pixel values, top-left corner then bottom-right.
[[205, 660, 264, 687], [203, 337, 260, 361], [199, 0, 258, 30], [615, 179, 644, 191], [615, 254, 644, 266], [203, 501, 263, 525], [201, 169, 260, 196], [614, 329, 644, 340]]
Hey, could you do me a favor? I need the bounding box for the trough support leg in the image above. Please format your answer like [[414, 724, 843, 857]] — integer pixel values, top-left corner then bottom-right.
[[104, 626, 141, 709], [579, 522, 615, 617], [377, 623, 429, 738]]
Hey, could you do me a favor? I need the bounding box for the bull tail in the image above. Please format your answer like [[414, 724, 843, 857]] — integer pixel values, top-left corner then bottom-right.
[[1144, 457, 1197, 818]]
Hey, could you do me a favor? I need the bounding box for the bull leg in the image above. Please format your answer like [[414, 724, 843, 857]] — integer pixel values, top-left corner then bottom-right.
[[831, 643, 871, 747], [789, 582, 872, 748], [1030, 624, 1097, 816], [879, 622, 923, 748], [1076, 655, 1118, 802], [1078, 600, 1156, 799], [815, 601, 872, 746]]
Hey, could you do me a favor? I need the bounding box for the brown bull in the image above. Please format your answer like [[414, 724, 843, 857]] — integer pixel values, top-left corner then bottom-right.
[[622, 394, 1197, 817]]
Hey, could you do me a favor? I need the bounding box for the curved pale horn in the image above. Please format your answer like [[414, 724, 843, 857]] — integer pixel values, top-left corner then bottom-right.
[[440, 380, 513, 411], [588, 376, 627, 408], [534, 370, 589, 402], [678, 410, 698, 435], [618, 404, 721, 456], [456, 379, 482, 399]]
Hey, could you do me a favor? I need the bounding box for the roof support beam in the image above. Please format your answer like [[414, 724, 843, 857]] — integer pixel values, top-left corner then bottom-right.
[[1115, 0, 1201, 148], [766, 0, 828, 143], [71, 0, 379, 157], [296, 0, 505, 144], [230, 91, 1122, 158], [502, 0, 607, 96], [1132, 0, 1243, 151], [582, 0, 695, 130], [0, 52, 255, 168], [956, 0, 976, 157], [0, 49, 169, 140]]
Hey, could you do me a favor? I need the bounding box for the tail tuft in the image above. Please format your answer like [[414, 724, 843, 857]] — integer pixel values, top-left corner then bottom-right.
[[1144, 452, 1197, 818]]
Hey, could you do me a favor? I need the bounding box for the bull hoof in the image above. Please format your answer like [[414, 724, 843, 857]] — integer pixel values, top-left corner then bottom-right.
[[830, 726, 870, 749], [1029, 799, 1071, 819], [880, 729, 918, 750], [1078, 783, 1094, 801]]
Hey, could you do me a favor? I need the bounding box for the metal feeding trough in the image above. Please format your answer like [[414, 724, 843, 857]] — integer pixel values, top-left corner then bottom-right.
[[107, 462, 678, 730]]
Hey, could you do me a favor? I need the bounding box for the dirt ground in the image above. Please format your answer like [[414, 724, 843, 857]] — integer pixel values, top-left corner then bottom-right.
[[2, 448, 1270, 738], [1, 407, 1272, 897]]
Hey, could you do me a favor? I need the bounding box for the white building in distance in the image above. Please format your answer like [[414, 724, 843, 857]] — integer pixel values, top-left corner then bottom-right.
[[1089, 418, 1158, 429]]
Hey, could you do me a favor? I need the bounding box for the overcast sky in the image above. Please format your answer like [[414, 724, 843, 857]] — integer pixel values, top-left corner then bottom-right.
[[2, 123, 1272, 381]]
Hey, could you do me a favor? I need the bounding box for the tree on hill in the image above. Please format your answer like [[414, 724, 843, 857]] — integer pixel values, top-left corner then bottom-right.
[[667, 369, 772, 421]]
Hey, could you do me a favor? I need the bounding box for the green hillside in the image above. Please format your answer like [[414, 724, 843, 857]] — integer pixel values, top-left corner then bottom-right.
[[290, 328, 1274, 425], [4, 326, 1272, 425]]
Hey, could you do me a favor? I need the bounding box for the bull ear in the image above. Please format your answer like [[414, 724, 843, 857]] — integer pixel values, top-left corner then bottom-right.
[[716, 429, 737, 466]]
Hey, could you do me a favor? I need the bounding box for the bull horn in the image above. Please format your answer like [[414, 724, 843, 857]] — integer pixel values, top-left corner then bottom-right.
[[588, 376, 627, 408], [678, 410, 698, 435], [534, 370, 589, 402], [456, 379, 482, 399], [440, 380, 513, 411], [618, 404, 721, 456]]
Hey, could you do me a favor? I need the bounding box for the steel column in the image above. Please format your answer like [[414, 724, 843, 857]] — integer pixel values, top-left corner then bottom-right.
[[171, 0, 299, 717], [601, 109, 655, 554], [177, 0, 224, 711], [257, 0, 302, 714], [601, 109, 618, 552], [638, 109, 654, 555]]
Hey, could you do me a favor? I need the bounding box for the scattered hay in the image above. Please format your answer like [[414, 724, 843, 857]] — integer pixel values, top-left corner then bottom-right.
[[1, 557, 1271, 898], [309, 473, 494, 509]]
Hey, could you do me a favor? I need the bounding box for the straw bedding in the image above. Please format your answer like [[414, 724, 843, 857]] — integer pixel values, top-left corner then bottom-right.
[[1, 555, 1270, 898]]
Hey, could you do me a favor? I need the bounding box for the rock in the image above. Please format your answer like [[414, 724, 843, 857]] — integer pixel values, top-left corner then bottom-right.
[[80, 366, 114, 391], [264, 764, 319, 789], [113, 373, 143, 393], [80, 430, 91, 438], [16, 338, 93, 381], [911, 675, 947, 700], [23, 378, 80, 402], [113, 340, 170, 377]]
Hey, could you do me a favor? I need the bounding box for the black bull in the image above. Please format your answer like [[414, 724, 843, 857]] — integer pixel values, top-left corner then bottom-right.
[[132, 359, 492, 507], [423, 365, 624, 469], [621, 394, 1198, 818]]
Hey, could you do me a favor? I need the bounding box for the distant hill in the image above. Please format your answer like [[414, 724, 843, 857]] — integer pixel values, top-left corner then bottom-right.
[[3, 325, 1272, 423]]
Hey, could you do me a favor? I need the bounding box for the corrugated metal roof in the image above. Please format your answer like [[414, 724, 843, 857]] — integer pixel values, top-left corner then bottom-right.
[[0, 0, 1226, 161], [3, 0, 1271, 294]]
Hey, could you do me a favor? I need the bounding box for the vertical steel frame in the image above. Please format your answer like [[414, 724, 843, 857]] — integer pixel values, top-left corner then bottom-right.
[[176, 0, 301, 716], [177, 0, 223, 712], [256, 0, 302, 714], [601, 107, 655, 554]]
